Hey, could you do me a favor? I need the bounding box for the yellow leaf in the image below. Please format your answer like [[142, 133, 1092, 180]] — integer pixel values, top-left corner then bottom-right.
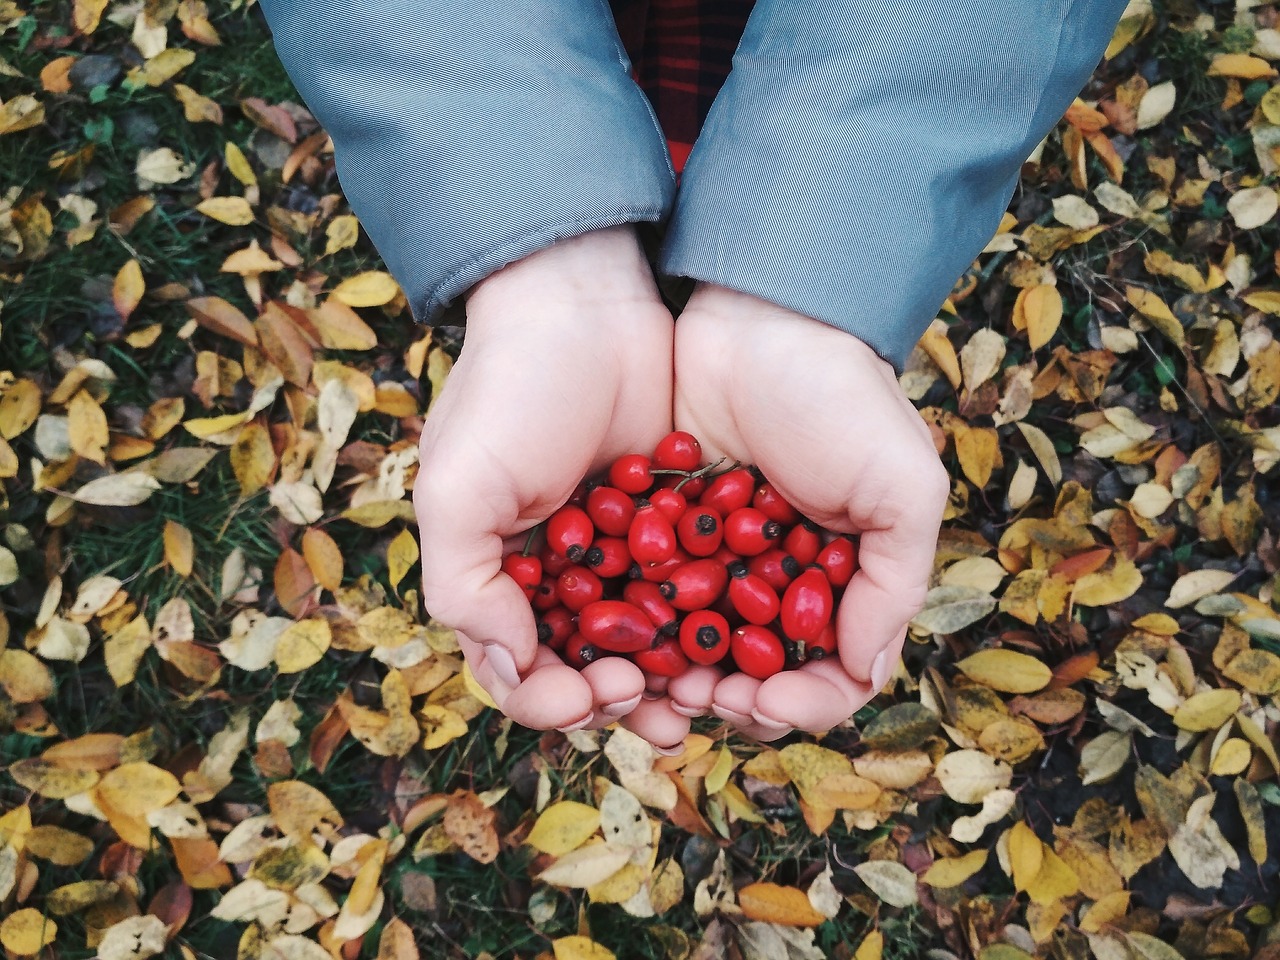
[[104, 614, 152, 687], [953, 423, 999, 489], [173, 83, 223, 124], [377, 918, 419, 960], [94, 762, 181, 817], [225, 142, 257, 187], [332, 271, 399, 307], [537, 841, 631, 888], [128, 47, 195, 87], [8, 758, 98, 798], [274, 619, 331, 674], [387, 529, 419, 591], [163, 520, 194, 577], [1008, 821, 1043, 892], [221, 240, 284, 274], [1072, 557, 1143, 607], [1172, 689, 1241, 732], [1024, 846, 1079, 905], [525, 801, 601, 856], [955, 649, 1052, 694], [921, 849, 989, 888], [418, 704, 467, 750], [1125, 285, 1185, 347], [342, 500, 416, 527], [113, 258, 145, 320], [0, 94, 45, 136], [230, 420, 275, 496], [552, 936, 616, 960], [197, 196, 255, 226], [68, 389, 109, 464], [854, 930, 884, 960], [267, 780, 344, 839], [1210, 738, 1251, 776], [704, 747, 735, 795], [0, 378, 42, 440], [737, 882, 828, 927], [72, 0, 108, 33], [325, 214, 360, 255], [0, 909, 57, 955], [1242, 290, 1280, 315], [25, 825, 95, 865], [1023, 285, 1063, 350], [301, 528, 343, 592], [1207, 53, 1278, 79]]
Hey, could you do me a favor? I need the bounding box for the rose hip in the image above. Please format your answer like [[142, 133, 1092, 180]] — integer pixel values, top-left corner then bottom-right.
[[781, 567, 834, 642], [726, 562, 781, 625], [547, 506, 594, 563], [816, 537, 858, 588], [586, 486, 636, 537], [578, 600, 657, 653], [556, 566, 603, 612], [609, 454, 653, 495], [806, 622, 837, 660], [723, 507, 782, 556], [585, 537, 632, 578], [501, 553, 542, 601], [629, 503, 678, 567], [563, 634, 598, 669], [649, 488, 687, 525], [659, 558, 729, 611], [752, 481, 801, 525], [652, 430, 702, 471], [677, 507, 723, 557], [731, 625, 786, 679], [749, 549, 802, 593], [782, 521, 822, 566], [634, 638, 689, 677], [679, 610, 732, 665], [636, 547, 691, 584], [700, 468, 755, 515], [623, 580, 679, 636], [537, 606, 575, 651]]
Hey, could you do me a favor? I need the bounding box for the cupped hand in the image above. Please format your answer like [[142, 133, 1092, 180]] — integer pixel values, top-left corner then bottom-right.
[[672, 284, 949, 738], [413, 227, 690, 744]]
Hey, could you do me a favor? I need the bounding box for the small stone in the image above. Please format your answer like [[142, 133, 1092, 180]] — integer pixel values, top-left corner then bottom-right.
[[68, 55, 122, 91]]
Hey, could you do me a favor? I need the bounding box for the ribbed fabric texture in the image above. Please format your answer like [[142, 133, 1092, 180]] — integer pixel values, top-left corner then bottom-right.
[[659, 0, 1129, 371], [256, 0, 676, 322]]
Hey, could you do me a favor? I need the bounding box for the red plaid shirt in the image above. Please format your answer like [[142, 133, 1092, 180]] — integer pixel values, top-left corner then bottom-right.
[[611, 0, 756, 174]]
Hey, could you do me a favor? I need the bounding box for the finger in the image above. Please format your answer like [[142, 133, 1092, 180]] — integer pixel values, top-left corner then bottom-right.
[[754, 658, 876, 733], [581, 658, 646, 720], [416, 468, 540, 677], [462, 634, 595, 730], [838, 486, 945, 681], [619, 696, 691, 754], [667, 664, 723, 717], [710, 672, 762, 727]]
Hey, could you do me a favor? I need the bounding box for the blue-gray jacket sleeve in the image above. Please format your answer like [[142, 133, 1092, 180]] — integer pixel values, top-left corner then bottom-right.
[[659, 0, 1128, 372], [256, 0, 675, 321]]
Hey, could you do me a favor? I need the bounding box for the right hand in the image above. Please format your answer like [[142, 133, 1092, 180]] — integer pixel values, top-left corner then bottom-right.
[[413, 226, 691, 746]]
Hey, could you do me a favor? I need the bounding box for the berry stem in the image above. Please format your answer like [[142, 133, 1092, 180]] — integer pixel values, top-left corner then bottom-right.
[[673, 456, 731, 493], [522, 522, 544, 558]]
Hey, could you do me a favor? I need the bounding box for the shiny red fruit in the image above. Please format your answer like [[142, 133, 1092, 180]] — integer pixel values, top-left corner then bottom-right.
[[782, 521, 822, 566], [556, 566, 604, 612], [649, 488, 687, 525], [636, 547, 691, 583], [547, 506, 594, 563], [817, 537, 858, 588], [781, 567, 834, 642], [679, 610, 731, 666], [659, 558, 729, 611], [537, 606, 575, 651], [578, 600, 657, 653], [540, 542, 572, 577], [748, 549, 802, 592], [531, 576, 560, 612], [586, 485, 636, 537], [652, 431, 702, 472], [700, 468, 755, 515], [806, 623, 837, 660], [635, 638, 690, 677], [723, 507, 782, 556], [676, 507, 723, 557], [752, 482, 801, 525], [731, 625, 786, 679], [629, 503, 678, 567], [609, 454, 653, 495], [501, 553, 542, 600], [585, 537, 632, 578], [623, 580, 679, 635], [727, 562, 781, 625], [562, 633, 598, 669]]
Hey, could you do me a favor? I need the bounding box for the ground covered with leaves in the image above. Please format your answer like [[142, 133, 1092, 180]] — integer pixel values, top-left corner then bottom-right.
[[2, 1, 1280, 958]]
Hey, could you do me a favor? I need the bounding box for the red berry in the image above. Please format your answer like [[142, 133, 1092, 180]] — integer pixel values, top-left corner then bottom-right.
[[676, 507, 723, 557], [752, 482, 801, 525], [537, 606, 575, 651], [586, 486, 637, 538], [585, 537, 632, 578], [540, 542, 572, 577], [675, 475, 707, 498], [562, 633, 598, 669], [679, 610, 731, 666], [652, 431, 702, 471], [637, 547, 691, 583], [659, 558, 729, 611], [578, 600, 657, 653], [531, 576, 560, 612], [547, 506, 594, 563], [806, 623, 837, 660], [710, 543, 741, 568], [609, 454, 653, 495], [556, 566, 604, 612], [501, 553, 542, 601], [723, 507, 782, 556], [726, 562, 781, 625], [816, 537, 858, 588], [629, 503, 678, 567], [731, 625, 786, 679], [634, 638, 690, 677], [649, 488, 687, 525], [700, 468, 755, 515], [781, 567, 833, 642], [782, 521, 822, 566], [623, 580, 679, 635], [748, 549, 802, 592]]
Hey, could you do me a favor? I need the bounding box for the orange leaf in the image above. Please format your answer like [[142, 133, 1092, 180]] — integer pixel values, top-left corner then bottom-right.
[[274, 548, 318, 618], [186, 296, 258, 346], [737, 882, 828, 927], [302, 528, 344, 592], [1048, 547, 1112, 582], [171, 837, 233, 889]]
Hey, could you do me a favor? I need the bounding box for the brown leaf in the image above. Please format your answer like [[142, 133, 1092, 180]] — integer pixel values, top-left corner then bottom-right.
[[443, 791, 499, 864], [186, 296, 258, 346], [301, 528, 343, 592]]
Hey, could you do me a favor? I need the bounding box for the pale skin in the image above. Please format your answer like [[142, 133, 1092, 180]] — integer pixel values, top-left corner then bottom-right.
[[414, 225, 949, 751]]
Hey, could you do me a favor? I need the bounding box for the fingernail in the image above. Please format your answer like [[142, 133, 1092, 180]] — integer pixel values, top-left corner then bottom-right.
[[712, 706, 753, 726], [750, 712, 792, 735], [483, 643, 520, 688], [671, 702, 704, 718], [653, 742, 685, 757], [601, 694, 643, 719], [557, 712, 594, 733], [871, 650, 894, 691]]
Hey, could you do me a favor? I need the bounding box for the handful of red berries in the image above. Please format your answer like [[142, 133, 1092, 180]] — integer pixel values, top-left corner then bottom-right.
[[501, 432, 858, 681]]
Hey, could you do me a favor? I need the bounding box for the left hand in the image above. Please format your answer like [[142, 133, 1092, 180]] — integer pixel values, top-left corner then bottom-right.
[[670, 283, 949, 739]]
